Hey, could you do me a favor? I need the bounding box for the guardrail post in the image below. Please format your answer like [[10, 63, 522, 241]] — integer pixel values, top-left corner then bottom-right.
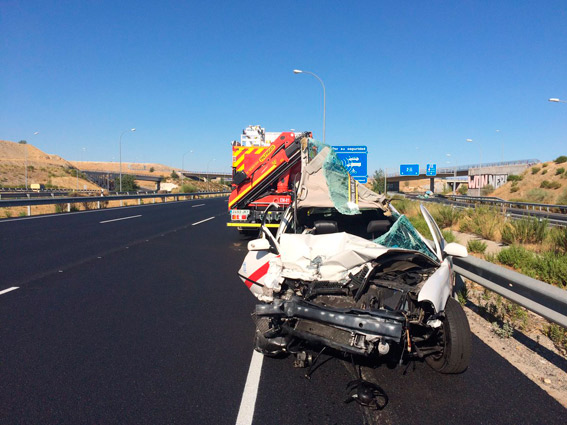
[[153, 197, 155, 204], [27, 205, 31, 216], [67, 203, 71, 212], [120, 200, 123, 207], [97, 201, 101, 209], [138, 198, 141, 205]]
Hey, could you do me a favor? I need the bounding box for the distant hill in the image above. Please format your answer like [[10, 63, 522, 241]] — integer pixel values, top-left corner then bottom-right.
[[492, 158, 567, 205], [0, 140, 100, 190]]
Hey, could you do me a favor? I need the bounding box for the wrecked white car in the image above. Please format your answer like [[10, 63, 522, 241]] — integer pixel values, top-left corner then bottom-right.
[[238, 140, 471, 374]]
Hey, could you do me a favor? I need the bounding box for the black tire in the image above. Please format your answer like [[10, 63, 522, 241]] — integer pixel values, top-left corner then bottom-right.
[[425, 297, 472, 374]]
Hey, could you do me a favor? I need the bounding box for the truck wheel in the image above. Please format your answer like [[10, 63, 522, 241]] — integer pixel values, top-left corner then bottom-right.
[[425, 297, 471, 374]]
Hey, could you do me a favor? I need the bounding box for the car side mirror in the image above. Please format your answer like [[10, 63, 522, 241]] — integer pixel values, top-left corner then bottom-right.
[[443, 242, 468, 258], [248, 238, 271, 251]]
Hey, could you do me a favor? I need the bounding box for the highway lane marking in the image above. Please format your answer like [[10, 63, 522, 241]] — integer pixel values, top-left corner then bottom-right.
[[192, 204, 205, 207], [100, 215, 142, 224], [192, 216, 214, 226], [0, 287, 19, 296], [235, 350, 264, 425]]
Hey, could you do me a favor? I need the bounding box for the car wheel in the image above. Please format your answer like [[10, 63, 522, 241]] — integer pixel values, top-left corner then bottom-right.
[[425, 297, 471, 374]]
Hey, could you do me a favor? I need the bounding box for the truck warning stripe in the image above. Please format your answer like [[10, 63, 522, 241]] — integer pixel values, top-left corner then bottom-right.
[[232, 146, 269, 169], [228, 163, 278, 208]]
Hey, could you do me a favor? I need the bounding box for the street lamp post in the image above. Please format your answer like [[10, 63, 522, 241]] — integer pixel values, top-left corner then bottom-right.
[[119, 128, 136, 192], [293, 69, 326, 144], [206, 158, 215, 192], [182, 149, 193, 183]]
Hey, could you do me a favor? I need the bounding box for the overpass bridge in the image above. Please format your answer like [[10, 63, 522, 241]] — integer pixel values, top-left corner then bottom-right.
[[82, 171, 163, 191], [385, 159, 539, 194]]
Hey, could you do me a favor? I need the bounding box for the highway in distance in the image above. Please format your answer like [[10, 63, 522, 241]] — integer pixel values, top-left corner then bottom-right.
[[0, 197, 565, 424]]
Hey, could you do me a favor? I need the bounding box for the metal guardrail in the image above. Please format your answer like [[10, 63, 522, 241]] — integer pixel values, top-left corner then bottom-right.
[[446, 195, 567, 214], [453, 256, 567, 328], [0, 191, 229, 214]]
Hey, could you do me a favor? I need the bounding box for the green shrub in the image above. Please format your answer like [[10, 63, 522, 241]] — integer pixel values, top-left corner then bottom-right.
[[457, 184, 468, 195], [554, 155, 567, 164], [525, 188, 549, 203], [180, 183, 198, 193], [540, 180, 561, 189], [507, 174, 523, 182], [55, 204, 65, 213], [492, 321, 514, 338], [549, 227, 567, 253], [467, 239, 488, 253], [480, 184, 495, 196], [556, 167, 565, 176], [505, 302, 529, 330], [541, 169, 548, 175], [497, 245, 567, 287], [510, 186, 519, 193], [545, 324, 567, 352], [542, 163, 549, 168], [531, 166, 541, 174], [500, 217, 548, 244], [408, 215, 432, 239], [442, 229, 457, 243], [432, 205, 460, 228], [149, 167, 155, 173], [391, 198, 416, 215], [171, 170, 179, 179], [460, 206, 504, 240], [557, 189, 567, 205], [497, 245, 534, 269]]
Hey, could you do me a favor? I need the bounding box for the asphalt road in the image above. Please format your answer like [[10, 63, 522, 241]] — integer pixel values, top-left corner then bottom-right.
[[0, 198, 565, 424]]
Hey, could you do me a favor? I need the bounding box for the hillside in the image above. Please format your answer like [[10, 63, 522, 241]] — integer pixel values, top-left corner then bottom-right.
[[0, 140, 100, 190], [492, 158, 567, 205], [70, 161, 178, 178]]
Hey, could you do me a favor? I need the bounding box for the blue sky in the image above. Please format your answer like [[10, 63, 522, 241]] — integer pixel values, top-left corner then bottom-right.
[[2, 0, 566, 174]]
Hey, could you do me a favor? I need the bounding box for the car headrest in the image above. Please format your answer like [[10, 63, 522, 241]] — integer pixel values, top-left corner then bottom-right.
[[367, 220, 390, 235], [314, 220, 339, 235]]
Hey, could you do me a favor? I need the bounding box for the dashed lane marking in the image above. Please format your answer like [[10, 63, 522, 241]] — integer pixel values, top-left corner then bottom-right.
[[0, 287, 19, 296], [235, 350, 264, 425], [100, 215, 142, 224], [192, 216, 214, 226], [192, 204, 205, 207]]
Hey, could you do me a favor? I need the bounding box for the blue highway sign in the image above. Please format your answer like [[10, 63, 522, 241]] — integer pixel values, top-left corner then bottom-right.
[[426, 163, 437, 176], [400, 164, 420, 176], [333, 145, 368, 184]]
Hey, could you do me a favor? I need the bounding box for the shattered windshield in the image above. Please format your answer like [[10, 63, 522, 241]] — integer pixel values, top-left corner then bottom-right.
[[308, 139, 361, 215], [374, 215, 438, 261]]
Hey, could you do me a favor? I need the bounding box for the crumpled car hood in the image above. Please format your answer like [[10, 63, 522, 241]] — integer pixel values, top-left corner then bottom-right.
[[278, 232, 389, 282]]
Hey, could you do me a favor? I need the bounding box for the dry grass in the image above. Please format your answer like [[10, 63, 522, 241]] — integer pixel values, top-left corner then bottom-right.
[[493, 160, 566, 204]]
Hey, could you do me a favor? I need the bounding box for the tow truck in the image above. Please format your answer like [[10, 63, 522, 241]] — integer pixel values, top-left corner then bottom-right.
[[228, 126, 311, 231]]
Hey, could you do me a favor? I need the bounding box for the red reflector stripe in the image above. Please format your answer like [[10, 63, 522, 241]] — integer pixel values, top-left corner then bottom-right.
[[245, 261, 270, 288]]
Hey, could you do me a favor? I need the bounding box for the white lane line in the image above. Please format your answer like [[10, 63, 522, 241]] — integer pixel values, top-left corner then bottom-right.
[[235, 350, 264, 425], [192, 204, 205, 208], [0, 287, 19, 296], [100, 215, 142, 224], [192, 216, 214, 226]]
